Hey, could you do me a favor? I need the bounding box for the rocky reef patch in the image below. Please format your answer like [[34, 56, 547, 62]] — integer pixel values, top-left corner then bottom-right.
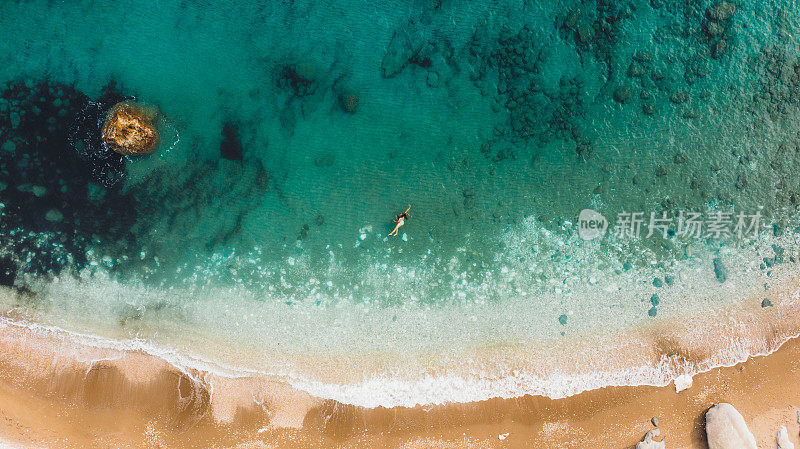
[[0, 79, 138, 278]]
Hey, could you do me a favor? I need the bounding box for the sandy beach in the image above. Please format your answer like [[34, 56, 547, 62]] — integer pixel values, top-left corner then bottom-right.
[[0, 313, 797, 449]]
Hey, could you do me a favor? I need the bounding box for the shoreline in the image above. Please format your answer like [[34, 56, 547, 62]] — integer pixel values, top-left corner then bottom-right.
[[2, 266, 799, 409], [0, 301, 799, 447]]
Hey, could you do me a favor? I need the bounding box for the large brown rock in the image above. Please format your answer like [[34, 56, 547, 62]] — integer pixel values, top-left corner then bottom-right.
[[101, 101, 159, 156]]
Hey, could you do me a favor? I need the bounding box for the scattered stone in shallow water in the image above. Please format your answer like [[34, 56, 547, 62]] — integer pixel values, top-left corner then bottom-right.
[[101, 101, 160, 156], [633, 51, 654, 63], [614, 86, 633, 103], [44, 209, 63, 222], [558, 314, 567, 325], [711, 39, 728, 59], [315, 214, 325, 226], [576, 141, 592, 160], [664, 275, 675, 285], [0, 257, 16, 287], [642, 103, 655, 115], [735, 173, 747, 190], [31, 185, 46, 197], [381, 20, 427, 78], [670, 90, 690, 104], [648, 306, 657, 317], [220, 122, 243, 161], [761, 298, 773, 307], [705, 21, 725, 37], [278, 63, 318, 96], [627, 61, 644, 78], [426, 71, 441, 87], [314, 154, 335, 167], [773, 244, 785, 262], [706, 2, 736, 21], [339, 91, 359, 113], [653, 278, 663, 287], [673, 152, 688, 164], [713, 258, 727, 283], [650, 294, 660, 306]]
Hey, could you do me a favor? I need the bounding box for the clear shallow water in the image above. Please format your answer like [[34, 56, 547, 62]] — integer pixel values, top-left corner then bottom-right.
[[0, 0, 799, 406]]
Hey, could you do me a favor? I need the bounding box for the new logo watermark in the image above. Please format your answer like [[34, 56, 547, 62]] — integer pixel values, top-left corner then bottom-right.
[[577, 209, 762, 241], [578, 209, 608, 241]]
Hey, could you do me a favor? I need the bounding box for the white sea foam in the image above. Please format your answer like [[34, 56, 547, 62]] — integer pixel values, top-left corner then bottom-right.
[[2, 264, 798, 409]]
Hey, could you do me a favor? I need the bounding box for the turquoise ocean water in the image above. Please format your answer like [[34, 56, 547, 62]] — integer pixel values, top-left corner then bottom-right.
[[0, 0, 799, 406]]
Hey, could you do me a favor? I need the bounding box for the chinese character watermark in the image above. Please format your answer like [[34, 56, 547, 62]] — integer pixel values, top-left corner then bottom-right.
[[577, 209, 762, 241]]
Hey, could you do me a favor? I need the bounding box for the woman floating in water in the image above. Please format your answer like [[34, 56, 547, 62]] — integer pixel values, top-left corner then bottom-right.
[[389, 205, 411, 237]]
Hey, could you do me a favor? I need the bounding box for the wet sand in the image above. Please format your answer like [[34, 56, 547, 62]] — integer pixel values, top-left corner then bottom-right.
[[0, 313, 798, 449]]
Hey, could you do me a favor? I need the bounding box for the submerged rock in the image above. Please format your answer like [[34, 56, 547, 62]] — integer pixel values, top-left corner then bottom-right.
[[705, 403, 757, 449], [100, 101, 160, 156], [711, 39, 728, 59], [653, 278, 663, 287], [44, 209, 63, 222], [0, 257, 16, 287], [381, 20, 428, 78], [614, 86, 633, 103], [705, 21, 726, 37], [277, 63, 318, 97], [339, 92, 359, 113], [2, 140, 16, 153], [220, 122, 243, 161], [314, 154, 335, 167], [713, 258, 727, 283], [670, 91, 689, 104], [706, 2, 736, 21]]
